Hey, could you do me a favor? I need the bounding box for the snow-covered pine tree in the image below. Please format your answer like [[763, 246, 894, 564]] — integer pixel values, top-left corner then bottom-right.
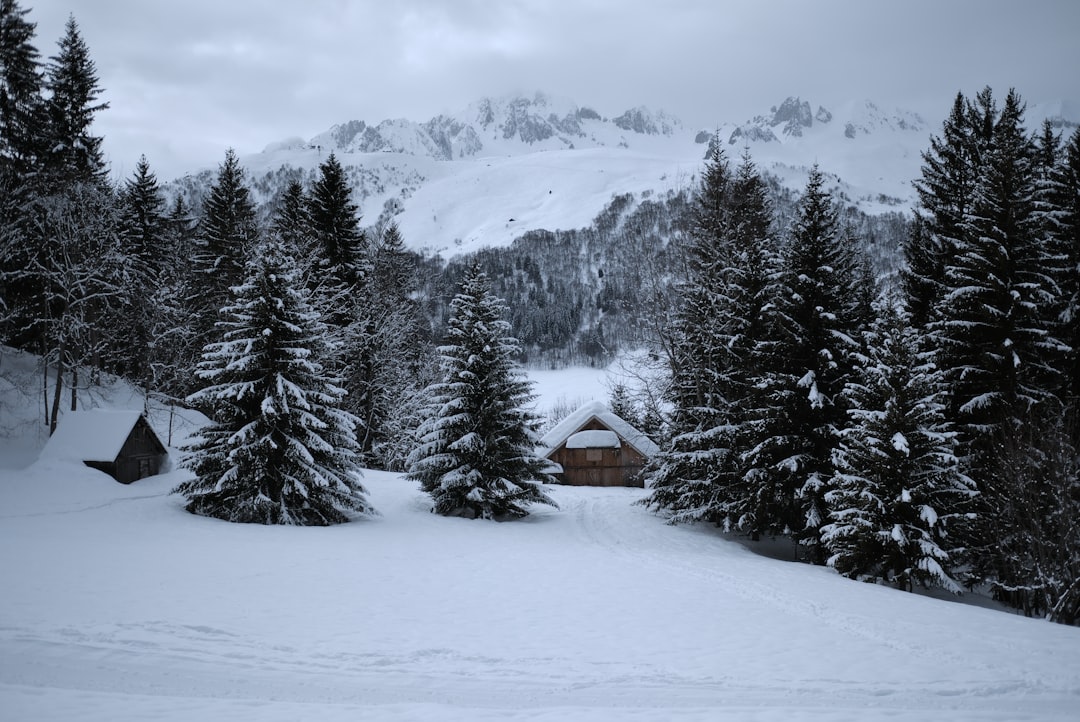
[[645, 140, 736, 523], [113, 155, 168, 385], [308, 151, 367, 288], [187, 148, 259, 378], [823, 306, 975, 592], [932, 89, 1063, 467], [272, 179, 314, 259], [177, 236, 373, 525], [742, 165, 863, 561], [646, 148, 781, 528], [903, 90, 994, 330], [407, 263, 555, 520]]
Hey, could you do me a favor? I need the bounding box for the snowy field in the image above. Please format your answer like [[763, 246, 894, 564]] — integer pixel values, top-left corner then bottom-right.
[[2, 350, 1079, 720]]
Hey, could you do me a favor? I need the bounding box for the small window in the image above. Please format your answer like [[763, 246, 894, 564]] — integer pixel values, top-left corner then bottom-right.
[[585, 448, 602, 462]]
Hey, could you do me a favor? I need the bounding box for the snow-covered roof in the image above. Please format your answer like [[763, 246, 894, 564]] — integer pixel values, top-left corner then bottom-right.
[[566, 430, 620, 449], [539, 401, 659, 458], [38, 410, 147, 463]]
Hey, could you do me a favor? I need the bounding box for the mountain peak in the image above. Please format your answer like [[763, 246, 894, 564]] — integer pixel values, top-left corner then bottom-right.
[[769, 96, 814, 137]]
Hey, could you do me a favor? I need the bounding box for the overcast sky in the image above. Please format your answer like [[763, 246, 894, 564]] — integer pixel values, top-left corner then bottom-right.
[[24, 0, 1080, 180]]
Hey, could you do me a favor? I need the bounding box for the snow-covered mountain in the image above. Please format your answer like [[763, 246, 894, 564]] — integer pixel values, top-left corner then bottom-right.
[[174, 92, 1079, 257]]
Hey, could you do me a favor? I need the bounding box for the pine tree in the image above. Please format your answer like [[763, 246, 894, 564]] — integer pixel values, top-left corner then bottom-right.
[[743, 166, 862, 560], [646, 149, 780, 528], [113, 155, 167, 383], [904, 90, 994, 329], [0, 1, 46, 348], [177, 236, 373, 525], [273, 179, 313, 260], [0, 0, 44, 173], [42, 15, 106, 183], [188, 149, 259, 364], [645, 142, 735, 523], [308, 152, 365, 287], [823, 307, 975, 592], [407, 263, 555, 520], [932, 90, 1062, 466], [1050, 128, 1080, 403]]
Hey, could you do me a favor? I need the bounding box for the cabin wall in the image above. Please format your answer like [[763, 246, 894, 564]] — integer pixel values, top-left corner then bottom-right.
[[113, 419, 168, 484], [549, 443, 647, 487]]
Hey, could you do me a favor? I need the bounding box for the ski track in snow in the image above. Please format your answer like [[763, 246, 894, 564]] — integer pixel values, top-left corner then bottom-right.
[[1, 468, 1079, 720]]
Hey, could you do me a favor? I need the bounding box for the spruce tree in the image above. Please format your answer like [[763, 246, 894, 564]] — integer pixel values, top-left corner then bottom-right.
[[932, 90, 1062, 466], [114, 155, 167, 383], [0, 0, 44, 172], [1050, 128, 1080, 403], [407, 263, 555, 520], [188, 148, 259, 364], [177, 236, 373, 525], [273, 179, 313, 261], [743, 166, 862, 560], [646, 149, 780, 528], [42, 15, 106, 183], [904, 90, 993, 329], [308, 152, 366, 287], [823, 307, 975, 592], [645, 142, 735, 523]]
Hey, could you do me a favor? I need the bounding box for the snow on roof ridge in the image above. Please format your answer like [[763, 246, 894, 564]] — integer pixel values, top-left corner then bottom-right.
[[538, 400, 659, 458], [38, 409, 146, 463]]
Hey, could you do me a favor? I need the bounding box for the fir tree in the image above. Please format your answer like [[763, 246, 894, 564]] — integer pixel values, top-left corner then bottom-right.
[[932, 89, 1063, 465], [42, 15, 106, 183], [904, 90, 993, 329], [743, 166, 862, 560], [1050, 127, 1080, 403], [113, 155, 167, 383], [0, 1, 45, 347], [646, 149, 780, 528], [0, 0, 44, 172], [188, 148, 259, 362], [308, 152, 366, 287], [177, 236, 373, 525], [823, 307, 975, 592], [407, 264, 555, 520], [273, 179, 313, 260]]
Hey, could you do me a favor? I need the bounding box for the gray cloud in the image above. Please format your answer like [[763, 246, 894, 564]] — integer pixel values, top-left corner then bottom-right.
[[24, 0, 1080, 180]]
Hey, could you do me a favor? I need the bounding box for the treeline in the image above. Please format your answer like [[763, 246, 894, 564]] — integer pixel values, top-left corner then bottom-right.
[[644, 89, 1080, 625]]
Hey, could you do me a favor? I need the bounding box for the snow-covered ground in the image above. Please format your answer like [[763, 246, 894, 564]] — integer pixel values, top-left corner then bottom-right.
[[2, 348, 1079, 720]]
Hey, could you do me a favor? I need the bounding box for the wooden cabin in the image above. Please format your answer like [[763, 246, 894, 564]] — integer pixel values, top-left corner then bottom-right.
[[538, 401, 659, 487], [39, 410, 168, 484]]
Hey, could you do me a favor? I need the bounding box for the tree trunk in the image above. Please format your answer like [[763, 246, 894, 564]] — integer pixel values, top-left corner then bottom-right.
[[70, 365, 78, 411], [50, 343, 64, 435], [42, 343, 50, 429]]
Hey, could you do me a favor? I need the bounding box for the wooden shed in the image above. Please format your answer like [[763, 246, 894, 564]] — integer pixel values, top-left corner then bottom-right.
[[538, 401, 659, 487], [39, 410, 168, 484]]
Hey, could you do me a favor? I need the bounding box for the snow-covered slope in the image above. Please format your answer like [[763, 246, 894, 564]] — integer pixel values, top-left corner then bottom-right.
[[173, 91, 1076, 257], [2, 348, 1079, 720]]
